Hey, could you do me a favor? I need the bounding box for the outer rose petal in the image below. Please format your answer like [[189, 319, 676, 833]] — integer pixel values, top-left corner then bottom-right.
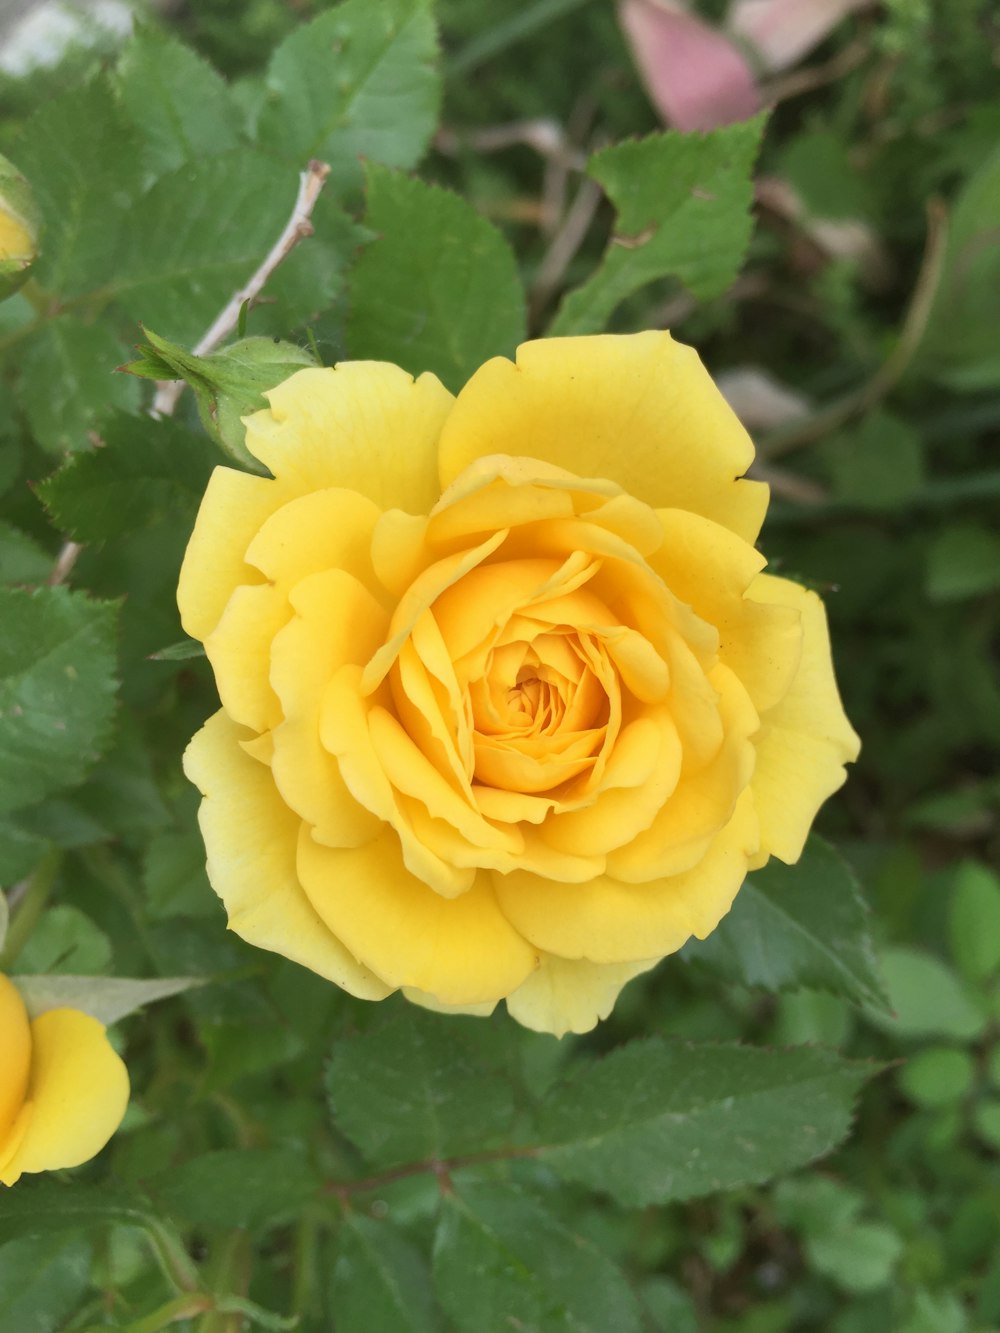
[[184, 710, 392, 999], [296, 829, 539, 1005], [0, 1009, 128, 1186], [746, 574, 861, 863], [493, 788, 759, 963], [244, 362, 454, 514], [0, 975, 31, 1147], [437, 332, 769, 544], [178, 467, 296, 642], [505, 955, 659, 1037]]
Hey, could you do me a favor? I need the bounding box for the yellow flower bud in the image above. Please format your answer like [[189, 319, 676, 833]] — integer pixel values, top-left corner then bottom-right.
[[0, 152, 39, 300]]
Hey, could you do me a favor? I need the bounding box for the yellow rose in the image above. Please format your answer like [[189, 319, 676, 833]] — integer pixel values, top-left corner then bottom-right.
[[179, 333, 859, 1036], [0, 974, 129, 1185]]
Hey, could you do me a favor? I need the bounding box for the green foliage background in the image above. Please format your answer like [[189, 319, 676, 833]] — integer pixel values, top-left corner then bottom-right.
[[0, 0, 998, 1329]]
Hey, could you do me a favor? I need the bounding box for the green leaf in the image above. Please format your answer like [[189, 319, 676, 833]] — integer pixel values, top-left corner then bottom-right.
[[866, 947, 987, 1040], [683, 837, 889, 1013], [13, 973, 203, 1024], [973, 1101, 1000, 1151], [0, 1179, 156, 1245], [948, 860, 1000, 982], [0, 587, 118, 816], [0, 522, 52, 586], [143, 827, 214, 920], [256, 0, 440, 194], [327, 1007, 516, 1169], [826, 410, 925, 511], [926, 524, 1000, 601], [898, 1047, 975, 1108], [0, 818, 50, 883], [551, 117, 765, 335], [1, 78, 142, 295], [151, 1148, 317, 1230], [0, 1234, 90, 1333], [17, 317, 140, 453], [772, 1175, 862, 1236], [534, 1040, 872, 1205], [906, 1289, 969, 1333], [433, 1184, 642, 1333], [115, 28, 241, 178], [14, 904, 110, 975], [112, 152, 322, 344], [347, 165, 526, 392], [921, 146, 1000, 390], [147, 639, 205, 662], [39, 412, 212, 543], [332, 1213, 444, 1333], [806, 1222, 903, 1295]]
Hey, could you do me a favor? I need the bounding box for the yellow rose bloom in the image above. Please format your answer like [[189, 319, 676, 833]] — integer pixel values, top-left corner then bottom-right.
[[179, 332, 859, 1036], [0, 974, 129, 1185]]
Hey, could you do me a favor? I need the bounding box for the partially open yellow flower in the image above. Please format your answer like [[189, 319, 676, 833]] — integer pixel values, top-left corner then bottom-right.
[[0, 974, 129, 1185], [180, 332, 859, 1036]]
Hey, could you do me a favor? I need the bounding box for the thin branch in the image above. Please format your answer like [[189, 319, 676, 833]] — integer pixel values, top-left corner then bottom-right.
[[48, 539, 83, 586], [760, 197, 949, 459], [530, 176, 603, 325], [749, 461, 828, 506], [46, 161, 332, 588], [151, 159, 331, 417], [435, 119, 586, 173], [326, 1144, 542, 1200], [762, 36, 870, 105]]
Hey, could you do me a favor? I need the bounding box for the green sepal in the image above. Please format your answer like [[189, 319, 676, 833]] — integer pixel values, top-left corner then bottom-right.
[[125, 328, 317, 470]]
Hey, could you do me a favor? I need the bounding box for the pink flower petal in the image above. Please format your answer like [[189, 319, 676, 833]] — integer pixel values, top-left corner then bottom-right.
[[619, 0, 762, 132], [728, 0, 872, 73]]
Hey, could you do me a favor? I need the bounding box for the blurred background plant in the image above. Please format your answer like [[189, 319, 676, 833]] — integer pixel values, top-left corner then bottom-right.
[[0, 0, 997, 1330]]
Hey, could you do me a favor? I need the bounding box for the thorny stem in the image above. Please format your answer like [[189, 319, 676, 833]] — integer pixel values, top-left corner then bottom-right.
[[46, 161, 331, 586], [759, 197, 949, 459], [0, 850, 60, 968], [151, 159, 331, 416]]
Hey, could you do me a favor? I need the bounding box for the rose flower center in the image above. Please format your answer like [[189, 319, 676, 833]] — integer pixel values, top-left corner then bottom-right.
[[467, 622, 616, 795]]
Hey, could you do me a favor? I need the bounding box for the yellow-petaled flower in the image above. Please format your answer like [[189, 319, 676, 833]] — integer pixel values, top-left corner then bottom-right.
[[179, 332, 860, 1036], [0, 974, 129, 1185]]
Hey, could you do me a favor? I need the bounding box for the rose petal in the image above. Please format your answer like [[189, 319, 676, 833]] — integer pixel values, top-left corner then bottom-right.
[[652, 507, 803, 712], [0, 1009, 128, 1185], [368, 707, 521, 855], [322, 666, 475, 897], [728, 0, 871, 73], [438, 333, 768, 543], [0, 975, 30, 1147], [506, 954, 659, 1037], [493, 786, 758, 964], [245, 362, 453, 513], [244, 487, 383, 595], [746, 574, 861, 862], [540, 709, 682, 857], [269, 569, 388, 848], [184, 711, 392, 998], [362, 530, 507, 696], [177, 466, 292, 642], [205, 583, 290, 732], [393, 635, 475, 795], [297, 828, 538, 1005], [620, 0, 762, 132], [607, 664, 758, 881]]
